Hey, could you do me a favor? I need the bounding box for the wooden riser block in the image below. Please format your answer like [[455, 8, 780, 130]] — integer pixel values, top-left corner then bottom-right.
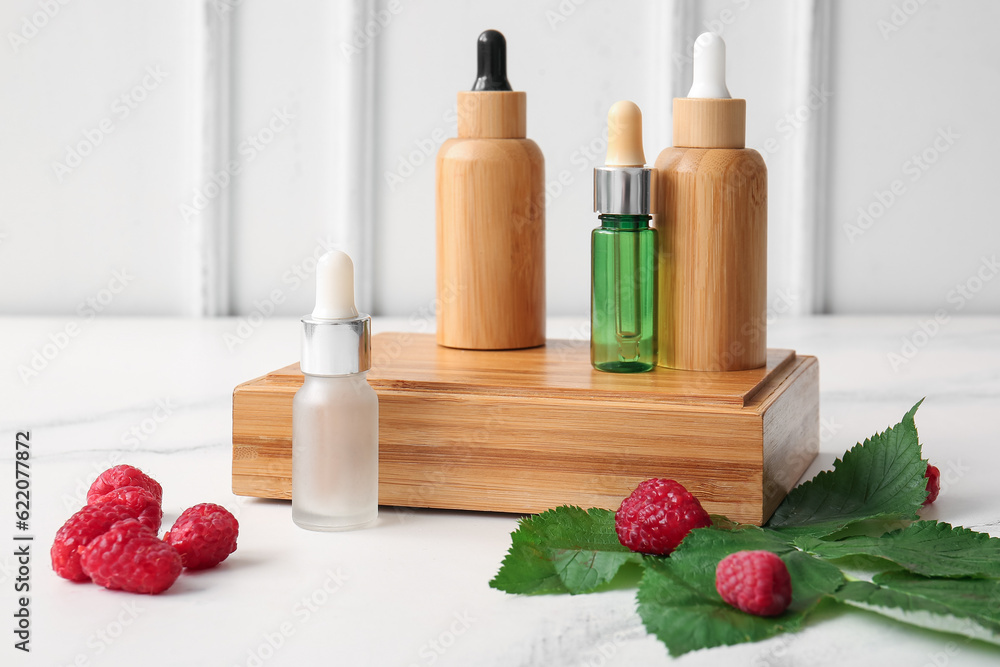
[[232, 333, 819, 525]]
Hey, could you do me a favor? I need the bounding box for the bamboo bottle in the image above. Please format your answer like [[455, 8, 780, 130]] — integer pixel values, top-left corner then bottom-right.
[[436, 30, 545, 350], [653, 32, 767, 371]]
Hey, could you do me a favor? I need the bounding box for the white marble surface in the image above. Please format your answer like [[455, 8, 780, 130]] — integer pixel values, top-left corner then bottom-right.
[[1, 315, 999, 666]]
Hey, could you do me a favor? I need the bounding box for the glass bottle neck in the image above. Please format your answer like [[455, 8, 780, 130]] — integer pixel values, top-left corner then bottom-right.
[[599, 214, 651, 231]]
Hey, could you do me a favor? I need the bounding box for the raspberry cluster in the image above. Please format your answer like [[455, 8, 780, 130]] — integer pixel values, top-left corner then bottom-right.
[[616, 478, 793, 616], [51, 465, 239, 595]]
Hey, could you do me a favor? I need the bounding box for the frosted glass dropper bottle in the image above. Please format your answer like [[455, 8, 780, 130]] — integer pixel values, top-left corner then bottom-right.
[[292, 250, 378, 531]]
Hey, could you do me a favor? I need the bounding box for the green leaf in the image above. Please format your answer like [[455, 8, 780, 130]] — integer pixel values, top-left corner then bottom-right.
[[833, 574, 1000, 646], [636, 527, 844, 655], [767, 400, 928, 537], [796, 521, 1000, 578], [489, 506, 641, 595]]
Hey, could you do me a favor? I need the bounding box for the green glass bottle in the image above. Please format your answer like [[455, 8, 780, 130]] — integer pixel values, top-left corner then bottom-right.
[[591, 215, 656, 372], [591, 100, 656, 373]]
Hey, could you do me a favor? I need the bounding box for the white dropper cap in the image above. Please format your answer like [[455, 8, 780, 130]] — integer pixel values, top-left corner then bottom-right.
[[312, 250, 360, 320], [301, 250, 370, 375], [687, 32, 731, 99]]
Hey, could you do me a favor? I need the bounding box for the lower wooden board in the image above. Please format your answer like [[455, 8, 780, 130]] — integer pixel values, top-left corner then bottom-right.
[[233, 333, 819, 525]]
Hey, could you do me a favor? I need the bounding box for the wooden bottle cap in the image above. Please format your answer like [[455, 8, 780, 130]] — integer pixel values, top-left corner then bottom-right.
[[672, 98, 746, 149], [457, 91, 526, 139]]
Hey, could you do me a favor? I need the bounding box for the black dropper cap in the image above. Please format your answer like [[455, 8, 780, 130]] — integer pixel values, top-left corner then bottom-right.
[[471, 29, 512, 91]]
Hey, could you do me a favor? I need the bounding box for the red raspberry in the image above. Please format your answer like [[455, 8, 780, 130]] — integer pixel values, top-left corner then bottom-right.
[[615, 479, 711, 555], [923, 464, 941, 506], [51, 504, 135, 582], [164, 503, 239, 570], [80, 519, 182, 594], [716, 550, 792, 616], [91, 486, 163, 532], [87, 465, 163, 506]]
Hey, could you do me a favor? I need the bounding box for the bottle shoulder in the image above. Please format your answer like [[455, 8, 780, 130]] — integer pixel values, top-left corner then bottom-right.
[[593, 220, 655, 234], [654, 146, 766, 176], [297, 373, 377, 395], [438, 137, 543, 164]]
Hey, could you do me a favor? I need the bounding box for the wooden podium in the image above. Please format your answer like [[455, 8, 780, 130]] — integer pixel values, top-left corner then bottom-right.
[[232, 333, 818, 525]]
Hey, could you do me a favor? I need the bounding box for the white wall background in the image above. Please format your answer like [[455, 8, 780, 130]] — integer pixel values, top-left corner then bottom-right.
[[2, 0, 998, 319]]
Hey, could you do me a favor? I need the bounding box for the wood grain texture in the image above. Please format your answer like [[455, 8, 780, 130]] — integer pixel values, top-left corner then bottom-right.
[[762, 355, 820, 519], [653, 146, 767, 371], [672, 98, 746, 149], [232, 333, 818, 525], [436, 122, 545, 350], [456, 91, 526, 139]]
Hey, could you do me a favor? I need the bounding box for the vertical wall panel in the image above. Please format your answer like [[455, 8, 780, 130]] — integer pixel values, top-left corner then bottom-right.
[[786, 0, 832, 315], [195, 1, 232, 316], [228, 0, 373, 320], [824, 0, 1000, 313], [0, 0, 207, 315]]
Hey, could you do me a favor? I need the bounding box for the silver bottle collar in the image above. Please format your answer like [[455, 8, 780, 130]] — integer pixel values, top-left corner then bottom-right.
[[300, 315, 371, 376], [594, 166, 653, 215]]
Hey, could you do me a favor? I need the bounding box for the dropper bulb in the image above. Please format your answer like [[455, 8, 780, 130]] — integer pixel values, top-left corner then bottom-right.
[[472, 29, 512, 91], [605, 100, 646, 167], [687, 32, 732, 99], [312, 250, 359, 320]]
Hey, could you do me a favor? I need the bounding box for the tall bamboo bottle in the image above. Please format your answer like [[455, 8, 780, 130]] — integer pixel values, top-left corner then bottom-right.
[[654, 32, 767, 371], [436, 29, 545, 350]]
